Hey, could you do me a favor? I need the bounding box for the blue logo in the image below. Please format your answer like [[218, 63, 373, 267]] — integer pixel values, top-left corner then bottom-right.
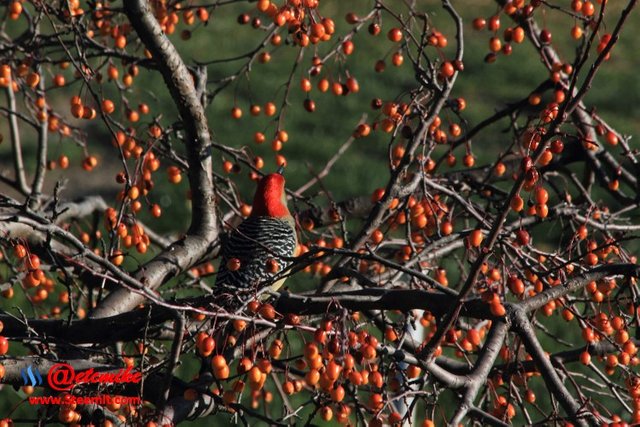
[[20, 365, 43, 386]]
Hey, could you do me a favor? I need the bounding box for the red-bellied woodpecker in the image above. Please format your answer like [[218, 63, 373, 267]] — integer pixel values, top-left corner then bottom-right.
[[216, 166, 297, 294]]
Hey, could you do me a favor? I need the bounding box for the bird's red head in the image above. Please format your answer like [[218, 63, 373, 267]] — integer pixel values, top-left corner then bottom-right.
[[251, 172, 290, 218]]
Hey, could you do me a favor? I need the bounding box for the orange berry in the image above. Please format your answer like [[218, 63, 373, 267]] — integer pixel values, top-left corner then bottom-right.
[[388, 28, 402, 42], [0, 337, 8, 355], [370, 229, 384, 244], [199, 337, 216, 357], [259, 303, 276, 320], [14, 244, 27, 259], [150, 204, 162, 218], [226, 258, 241, 271], [214, 364, 230, 380], [468, 229, 483, 247], [490, 301, 506, 317], [212, 355, 227, 370], [493, 162, 507, 176], [305, 369, 320, 386], [26, 72, 40, 88], [440, 61, 455, 78], [71, 103, 84, 118], [264, 102, 276, 116], [440, 221, 453, 235], [102, 99, 115, 114], [231, 107, 242, 119], [392, 51, 404, 66], [9, 1, 22, 16], [534, 187, 549, 204], [510, 195, 524, 212]]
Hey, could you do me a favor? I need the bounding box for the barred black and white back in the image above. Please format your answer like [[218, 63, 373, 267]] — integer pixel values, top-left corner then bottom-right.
[[215, 216, 297, 291]]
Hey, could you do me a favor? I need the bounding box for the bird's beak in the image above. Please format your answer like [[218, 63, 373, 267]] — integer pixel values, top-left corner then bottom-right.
[[276, 164, 285, 176]]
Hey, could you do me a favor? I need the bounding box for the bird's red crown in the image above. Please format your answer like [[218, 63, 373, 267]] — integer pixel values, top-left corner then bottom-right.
[[251, 173, 290, 218]]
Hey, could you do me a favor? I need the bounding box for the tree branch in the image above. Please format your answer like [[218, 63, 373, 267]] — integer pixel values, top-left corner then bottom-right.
[[91, 0, 218, 318]]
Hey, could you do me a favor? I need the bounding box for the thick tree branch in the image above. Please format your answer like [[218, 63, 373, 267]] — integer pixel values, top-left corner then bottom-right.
[[510, 307, 597, 426], [450, 321, 509, 425], [4, 84, 29, 195], [91, 0, 218, 318]]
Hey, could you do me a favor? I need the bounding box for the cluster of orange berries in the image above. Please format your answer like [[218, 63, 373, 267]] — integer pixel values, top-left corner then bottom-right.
[[252, 0, 330, 48], [596, 33, 613, 60], [215, 352, 280, 408], [492, 395, 517, 421], [594, 125, 624, 189], [472, 0, 592, 64], [0, 62, 78, 140], [104, 62, 139, 88], [195, 331, 216, 357], [579, 231, 621, 272], [422, 312, 488, 358], [57, 405, 82, 424], [364, 99, 411, 137], [192, 305, 428, 424], [370, 26, 411, 73], [229, 5, 461, 171], [484, 318, 640, 425], [64, 0, 84, 18], [472, 12, 526, 62], [116, 149, 160, 197], [0, 63, 18, 90], [570, 0, 598, 17], [1, 61, 72, 131], [290, 322, 418, 423], [580, 311, 639, 374], [161, 2, 210, 35], [189, 262, 216, 277], [113, 127, 157, 166], [192, 321, 280, 409], [179, 8, 211, 40], [2, 242, 73, 309], [303, 70, 360, 100], [292, 237, 341, 277], [166, 165, 183, 184], [506, 163, 551, 219], [226, 103, 289, 167], [111, 127, 157, 182], [624, 377, 640, 424], [520, 129, 566, 172], [483, 290, 508, 317], [104, 208, 150, 256], [431, 115, 465, 152], [11, 244, 53, 304], [235, 101, 277, 123], [387, 193, 449, 240], [5, 62, 41, 89], [7, 1, 23, 20], [92, 1, 206, 43], [88, 5, 124, 51], [597, 124, 621, 147], [70, 95, 98, 121]]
